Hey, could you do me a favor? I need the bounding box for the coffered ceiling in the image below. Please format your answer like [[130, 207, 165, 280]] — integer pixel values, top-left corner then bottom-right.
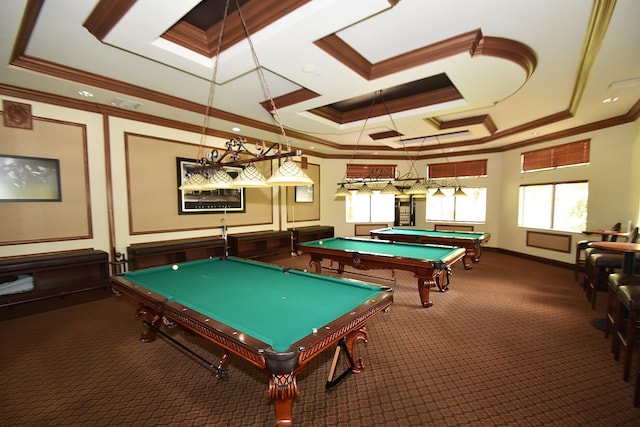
[[1, 0, 639, 160]]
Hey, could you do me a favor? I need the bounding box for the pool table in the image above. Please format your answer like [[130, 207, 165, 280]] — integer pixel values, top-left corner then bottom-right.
[[369, 228, 491, 269], [300, 237, 465, 308], [110, 257, 393, 426]]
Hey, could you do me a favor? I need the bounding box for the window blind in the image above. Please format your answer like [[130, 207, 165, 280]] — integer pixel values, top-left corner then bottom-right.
[[522, 140, 590, 171], [346, 164, 397, 180], [428, 159, 487, 178]]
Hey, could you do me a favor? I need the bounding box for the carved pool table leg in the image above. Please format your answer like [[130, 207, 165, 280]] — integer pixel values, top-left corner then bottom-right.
[[308, 257, 323, 274], [343, 326, 369, 373], [417, 277, 434, 307], [462, 254, 473, 269], [135, 305, 161, 343], [474, 243, 482, 262], [268, 373, 298, 427], [436, 268, 452, 292]]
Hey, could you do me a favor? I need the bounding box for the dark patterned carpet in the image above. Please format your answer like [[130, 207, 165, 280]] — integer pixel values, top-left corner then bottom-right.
[[1, 250, 639, 426]]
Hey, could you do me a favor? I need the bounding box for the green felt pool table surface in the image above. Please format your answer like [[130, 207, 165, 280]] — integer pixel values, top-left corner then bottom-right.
[[369, 228, 490, 270], [370, 227, 488, 240], [113, 256, 393, 426], [300, 237, 466, 308], [301, 236, 463, 260], [120, 257, 386, 352]]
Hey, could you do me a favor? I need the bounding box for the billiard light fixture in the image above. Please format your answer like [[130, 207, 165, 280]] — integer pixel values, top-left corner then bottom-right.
[[178, 0, 312, 192], [334, 177, 465, 198], [333, 91, 465, 199]]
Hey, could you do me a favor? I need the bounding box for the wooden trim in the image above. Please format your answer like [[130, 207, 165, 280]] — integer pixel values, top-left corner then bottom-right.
[[161, 0, 311, 58], [260, 88, 320, 111], [0, 116, 93, 245], [372, 30, 485, 79], [6, 2, 636, 161], [0, 98, 628, 165], [439, 115, 497, 135], [82, 0, 137, 40], [9, 0, 43, 64], [313, 33, 372, 80], [475, 36, 537, 76], [314, 29, 536, 82], [526, 230, 572, 253], [310, 87, 461, 125]]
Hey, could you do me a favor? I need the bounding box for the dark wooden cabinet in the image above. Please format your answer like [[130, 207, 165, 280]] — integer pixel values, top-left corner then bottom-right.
[[289, 225, 335, 253], [395, 197, 415, 226], [127, 237, 227, 271], [227, 230, 293, 261], [0, 249, 110, 320]]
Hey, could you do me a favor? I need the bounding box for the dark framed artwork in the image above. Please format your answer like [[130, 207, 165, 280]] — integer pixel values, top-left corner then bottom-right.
[[295, 184, 314, 203], [0, 154, 61, 201], [177, 157, 245, 214]]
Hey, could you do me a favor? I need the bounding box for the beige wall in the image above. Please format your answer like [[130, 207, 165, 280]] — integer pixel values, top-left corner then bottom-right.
[[321, 154, 503, 242], [0, 98, 109, 258], [630, 119, 640, 227], [1, 95, 639, 266], [498, 123, 637, 264]]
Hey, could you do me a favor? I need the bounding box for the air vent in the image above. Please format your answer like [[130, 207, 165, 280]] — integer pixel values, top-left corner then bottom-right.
[[400, 130, 471, 146], [109, 98, 142, 110], [370, 130, 403, 140]]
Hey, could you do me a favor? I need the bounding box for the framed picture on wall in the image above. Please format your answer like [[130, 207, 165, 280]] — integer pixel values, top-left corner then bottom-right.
[[0, 154, 61, 201], [295, 184, 314, 203], [176, 157, 246, 214]]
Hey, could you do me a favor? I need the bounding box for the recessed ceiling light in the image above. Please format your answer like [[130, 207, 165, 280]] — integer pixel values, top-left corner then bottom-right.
[[602, 97, 619, 104], [309, 146, 315, 150], [302, 64, 318, 74], [532, 131, 539, 136], [232, 127, 240, 132], [78, 90, 93, 97]]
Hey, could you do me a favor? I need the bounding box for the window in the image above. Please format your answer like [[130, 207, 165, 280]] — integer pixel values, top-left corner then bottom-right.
[[518, 182, 588, 232], [426, 187, 487, 222], [345, 190, 395, 223], [344, 163, 397, 223], [521, 140, 589, 172]]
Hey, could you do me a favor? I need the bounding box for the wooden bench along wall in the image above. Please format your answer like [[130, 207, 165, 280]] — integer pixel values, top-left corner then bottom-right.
[[227, 230, 293, 261], [434, 224, 475, 232], [0, 249, 110, 320], [289, 226, 334, 253], [127, 237, 227, 271], [354, 223, 389, 236]]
